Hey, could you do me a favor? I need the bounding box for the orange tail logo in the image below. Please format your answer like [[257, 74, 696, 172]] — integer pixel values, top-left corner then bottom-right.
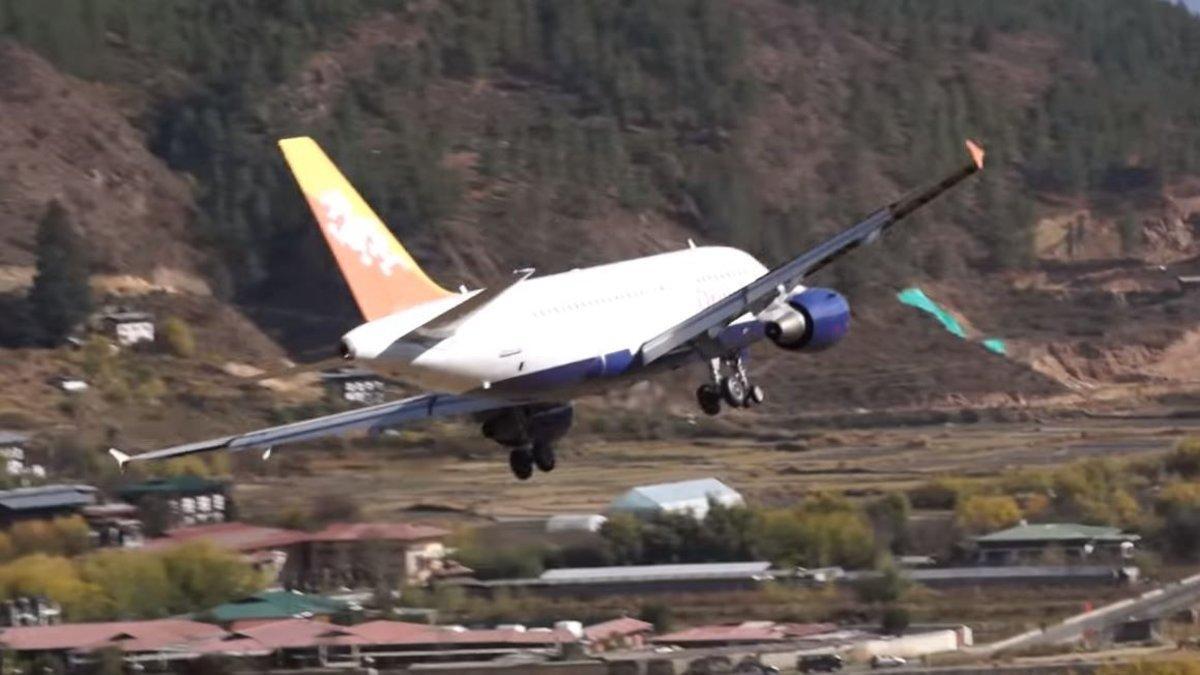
[[278, 137, 452, 321]]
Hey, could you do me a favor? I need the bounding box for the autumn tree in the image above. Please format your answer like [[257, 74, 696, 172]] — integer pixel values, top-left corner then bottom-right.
[[955, 495, 1022, 534]]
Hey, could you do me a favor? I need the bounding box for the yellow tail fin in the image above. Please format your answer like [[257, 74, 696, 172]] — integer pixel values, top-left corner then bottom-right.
[[278, 136, 452, 321]]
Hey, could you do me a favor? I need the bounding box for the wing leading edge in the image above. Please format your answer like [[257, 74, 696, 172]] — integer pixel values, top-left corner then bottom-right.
[[109, 393, 515, 468], [639, 139, 985, 364]]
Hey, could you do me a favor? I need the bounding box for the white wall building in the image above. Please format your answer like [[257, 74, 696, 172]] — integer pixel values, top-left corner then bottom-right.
[[609, 478, 744, 520]]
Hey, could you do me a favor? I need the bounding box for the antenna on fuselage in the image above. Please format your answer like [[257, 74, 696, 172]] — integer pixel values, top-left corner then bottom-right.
[[687, 238, 697, 249]]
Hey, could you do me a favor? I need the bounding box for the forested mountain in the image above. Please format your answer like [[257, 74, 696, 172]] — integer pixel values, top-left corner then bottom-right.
[[2, 0, 1200, 419], [4, 0, 1199, 309]]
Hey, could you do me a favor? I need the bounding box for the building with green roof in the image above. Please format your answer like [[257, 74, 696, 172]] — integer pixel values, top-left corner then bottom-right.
[[972, 522, 1139, 565], [199, 590, 352, 626], [117, 476, 230, 530]]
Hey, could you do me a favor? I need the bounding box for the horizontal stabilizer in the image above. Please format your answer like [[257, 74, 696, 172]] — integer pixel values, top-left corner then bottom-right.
[[414, 268, 535, 340]]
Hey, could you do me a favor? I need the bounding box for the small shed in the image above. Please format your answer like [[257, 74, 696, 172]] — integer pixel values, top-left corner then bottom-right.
[[97, 309, 156, 347], [609, 478, 743, 520]]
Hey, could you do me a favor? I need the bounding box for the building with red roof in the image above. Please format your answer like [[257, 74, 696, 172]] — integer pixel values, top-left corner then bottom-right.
[[583, 617, 654, 651], [652, 621, 837, 647], [1, 617, 579, 670], [142, 522, 310, 553], [287, 522, 451, 589], [0, 619, 226, 669], [144, 520, 454, 589]]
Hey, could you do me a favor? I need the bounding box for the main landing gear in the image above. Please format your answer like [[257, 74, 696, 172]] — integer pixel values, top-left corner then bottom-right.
[[508, 443, 556, 481], [696, 355, 765, 415]]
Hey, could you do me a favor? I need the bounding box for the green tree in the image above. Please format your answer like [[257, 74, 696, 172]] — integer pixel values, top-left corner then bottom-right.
[[28, 201, 91, 345]]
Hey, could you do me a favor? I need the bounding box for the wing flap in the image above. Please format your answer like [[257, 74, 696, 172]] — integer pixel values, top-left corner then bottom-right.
[[113, 393, 514, 467]]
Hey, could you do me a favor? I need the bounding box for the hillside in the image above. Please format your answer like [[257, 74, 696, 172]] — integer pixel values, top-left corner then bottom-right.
[[3, 0, 1200, 449]]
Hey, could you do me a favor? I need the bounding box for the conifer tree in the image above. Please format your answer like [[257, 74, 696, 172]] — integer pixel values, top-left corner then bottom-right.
[[28, 201, 91, 345]]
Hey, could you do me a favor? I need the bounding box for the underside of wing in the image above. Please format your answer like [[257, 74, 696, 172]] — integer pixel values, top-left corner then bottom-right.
[[638, 140, 985, 364], [110, 393, 516, 468]]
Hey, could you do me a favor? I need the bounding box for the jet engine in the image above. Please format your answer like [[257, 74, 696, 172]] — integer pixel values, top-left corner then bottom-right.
[[761, 287, 850, 352]]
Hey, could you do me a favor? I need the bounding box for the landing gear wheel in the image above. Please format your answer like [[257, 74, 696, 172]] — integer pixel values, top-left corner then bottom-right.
[[721, 375, 748, 408], [748, 385, 766, 406], [508, 448, 534, 480], [532, 442, 556, 472], [696, 385, 722, 416]]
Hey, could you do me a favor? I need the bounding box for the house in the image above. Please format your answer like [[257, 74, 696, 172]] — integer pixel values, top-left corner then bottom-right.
[[0, 485, 97, 526], [285, 522, 451, 589], [0, 618, 226, 669], [117, 475, 231, 528], [143, 522, 309, 580], [609, 478, 743, 520], [95, 309, 155, 347], [81, 503, 143, 548], [199, 590, 352, 628], [0, 431, 41, 479], [583, 617, 654, 652], [971, 523, 1140, 565], [320, 368, 387, 405], [0, 431, 28, 462], [146, 521, 455, 590]]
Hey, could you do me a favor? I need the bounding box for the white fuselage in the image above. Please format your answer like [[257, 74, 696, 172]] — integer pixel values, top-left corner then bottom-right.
[[342, 246, 773, 396]]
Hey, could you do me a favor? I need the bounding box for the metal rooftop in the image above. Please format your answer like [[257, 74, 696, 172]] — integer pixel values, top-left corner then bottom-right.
[[611, 478, 741, 510], [539, 561, 771, 585], [0, 484, 97, 512], [0, 431, 30, 446], [974, 523, 1139, 543]]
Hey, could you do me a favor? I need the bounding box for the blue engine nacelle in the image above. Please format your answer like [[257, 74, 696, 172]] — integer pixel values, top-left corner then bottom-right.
[[763, 287, 850, 352]]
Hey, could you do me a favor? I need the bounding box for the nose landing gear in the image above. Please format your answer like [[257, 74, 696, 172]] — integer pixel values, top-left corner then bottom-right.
[[695, 355, 764, 415]]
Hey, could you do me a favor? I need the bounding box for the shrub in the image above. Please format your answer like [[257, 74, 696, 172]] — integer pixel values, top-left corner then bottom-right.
[[160, 317, 196, 358], [1167, 437, 1200, 479]]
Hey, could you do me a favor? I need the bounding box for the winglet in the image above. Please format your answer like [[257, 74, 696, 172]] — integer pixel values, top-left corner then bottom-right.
[[108, 448, 131, 471], [966, 139, 985, 170]]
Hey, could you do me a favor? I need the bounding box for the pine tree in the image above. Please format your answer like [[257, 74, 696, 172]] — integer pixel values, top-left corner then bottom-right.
[[28, 201, 92, 345]]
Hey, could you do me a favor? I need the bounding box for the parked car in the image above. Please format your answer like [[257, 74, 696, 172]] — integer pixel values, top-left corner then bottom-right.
[[871, 654, 908, 669], [798, 653, 844, 673]]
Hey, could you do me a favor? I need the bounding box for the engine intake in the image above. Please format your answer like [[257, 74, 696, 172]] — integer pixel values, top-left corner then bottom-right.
[[765, 287, 850, 352]]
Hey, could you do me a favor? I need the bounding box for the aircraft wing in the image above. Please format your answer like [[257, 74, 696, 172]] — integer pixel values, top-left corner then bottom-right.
[[638, 140, 985, 364], [108, 392, 515, 468]]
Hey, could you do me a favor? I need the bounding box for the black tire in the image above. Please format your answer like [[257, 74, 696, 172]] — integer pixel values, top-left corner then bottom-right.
[[532, 442, 556, 472], [696, 384, 722, 416], [721, 375, 748, 407], [748, 384, 765, 405], [508, 448, 533, 480]]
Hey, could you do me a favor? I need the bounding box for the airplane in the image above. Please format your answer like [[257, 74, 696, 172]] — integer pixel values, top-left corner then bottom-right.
[[110, 137, 985, 480]]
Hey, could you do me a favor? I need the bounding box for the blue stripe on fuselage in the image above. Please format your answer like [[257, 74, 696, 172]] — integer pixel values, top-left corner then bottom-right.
[[490, 320, 766, 396]]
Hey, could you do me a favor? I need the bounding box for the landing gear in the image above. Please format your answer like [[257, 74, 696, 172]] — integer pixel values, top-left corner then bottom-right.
[[509, 448, 534, 480], [696, 384, 722, 416], [532, 442, 556, 472], [696, 355, 764, 414]]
